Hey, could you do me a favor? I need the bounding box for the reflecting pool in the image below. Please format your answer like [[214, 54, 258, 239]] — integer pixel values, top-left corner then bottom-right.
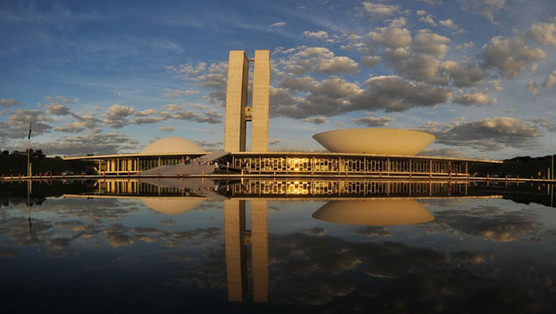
[[1, 179, 555, 313]]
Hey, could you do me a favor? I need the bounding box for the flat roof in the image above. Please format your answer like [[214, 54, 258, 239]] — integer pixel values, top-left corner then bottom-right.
[[63, 152, 207, 160], [64, 151, 502, 164]]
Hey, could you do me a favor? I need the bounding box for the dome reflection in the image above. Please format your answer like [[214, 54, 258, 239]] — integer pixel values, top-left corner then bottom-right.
[[312, 199, 434, 226], [139, 197, 205, 216]]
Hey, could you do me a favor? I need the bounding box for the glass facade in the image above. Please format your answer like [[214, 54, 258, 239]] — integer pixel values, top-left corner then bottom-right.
[[231, 153, 468, 176], [91, 153, 471, 177]]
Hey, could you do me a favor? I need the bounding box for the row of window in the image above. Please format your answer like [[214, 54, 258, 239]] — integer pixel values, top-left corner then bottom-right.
[[100, 156, 197, 173], [232, 156, 467, 174], [98, 155, 468, 175]]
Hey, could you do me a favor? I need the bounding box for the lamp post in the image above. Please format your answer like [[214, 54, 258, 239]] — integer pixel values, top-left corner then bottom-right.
[[550, 153, 554, 180], [27, 122, 32, 177]]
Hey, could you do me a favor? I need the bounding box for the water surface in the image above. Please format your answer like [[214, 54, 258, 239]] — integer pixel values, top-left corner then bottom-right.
[[1, 180, 555, 313]]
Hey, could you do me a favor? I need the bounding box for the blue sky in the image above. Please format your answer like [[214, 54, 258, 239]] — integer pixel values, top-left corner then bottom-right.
[[1, 0, 556, 159]]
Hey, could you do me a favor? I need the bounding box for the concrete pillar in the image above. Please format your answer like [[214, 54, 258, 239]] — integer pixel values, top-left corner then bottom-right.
[[224, 51, 249, 152], [251, 50, 270, 152]]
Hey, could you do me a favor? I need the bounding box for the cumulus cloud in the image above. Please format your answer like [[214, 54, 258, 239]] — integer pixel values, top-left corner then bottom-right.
[[303, 30, 329, 40], [361, 55, 381, 67], [158, 126, 175, 132], [0, 109, 51, 139], [371, 24, 452, 84], [104, 104, 135, 128], [542, 70, 556, 88], [189, 103, 208, 110], [351, 75, 452, 112], [316, 56, 359, 74], [427, 116, 541, 151], [439, 18, 463, 33], [272, 68, 451, 119], [172, 109, 222, 124], [135, 109, 157, 117], [368, 19, 412, 50], [164, 104, 181, 111], [271, 77, 361, 118], [55, 118, 99, 133], [277, 46, 359, 75], [44, 103, 71, 115], [456, 41, 474, 50], [528, 118, 556, 132], [527, 20, 556, 46], [352, 115, 393, 127], [132, 116, 168, 124], [362, 2, 400, 18], [419, 14, 437, 27], [413, 29, 450, 58], [165, 61, 227, 106], [1, 98, 24, 108], [459, 0, 507, 24], [452, 92, 497, 105], [37, 129, 140, 156], [303, 116, 328, 124], [441, 61, 487, 87], [278, 75, 318, 91], [55, 123, 82, 133], [481, 36, 546, 78], [195, 61, 228, 89], [527, 82, 538, 95]]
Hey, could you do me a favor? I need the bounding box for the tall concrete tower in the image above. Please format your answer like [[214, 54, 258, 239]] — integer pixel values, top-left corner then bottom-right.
[[224, 50, 270, 152]]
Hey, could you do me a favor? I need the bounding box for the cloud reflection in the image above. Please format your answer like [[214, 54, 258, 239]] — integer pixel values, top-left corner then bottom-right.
[[434, 204, 540, 242]]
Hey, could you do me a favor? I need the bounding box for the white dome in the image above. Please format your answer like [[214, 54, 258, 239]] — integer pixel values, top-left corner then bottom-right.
[[313, 128, 435, 156], [141, 137, 205, 154]]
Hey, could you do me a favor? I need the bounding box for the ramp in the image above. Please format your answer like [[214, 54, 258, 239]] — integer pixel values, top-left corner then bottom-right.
[[141, 152, 230, 176]]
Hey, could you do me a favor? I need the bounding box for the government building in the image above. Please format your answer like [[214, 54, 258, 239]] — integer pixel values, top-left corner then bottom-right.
[[64, 50, 500, 177]]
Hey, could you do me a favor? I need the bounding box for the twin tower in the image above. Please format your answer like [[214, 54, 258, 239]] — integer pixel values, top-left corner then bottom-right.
[[224, 50, 270, 152]]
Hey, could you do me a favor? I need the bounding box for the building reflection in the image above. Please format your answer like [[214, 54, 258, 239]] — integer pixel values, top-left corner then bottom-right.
[[313, 199, 434, 226], [219, 179, 488, 199], [64, 178, 505, 303], [224, 199, 268, 302]]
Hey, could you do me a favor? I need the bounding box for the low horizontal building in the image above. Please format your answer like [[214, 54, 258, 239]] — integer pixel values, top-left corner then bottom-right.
[[64, 135, 500, 177]]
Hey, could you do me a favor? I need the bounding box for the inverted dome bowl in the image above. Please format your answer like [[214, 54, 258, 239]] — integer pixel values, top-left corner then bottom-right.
[[313, 128, 435, 156]]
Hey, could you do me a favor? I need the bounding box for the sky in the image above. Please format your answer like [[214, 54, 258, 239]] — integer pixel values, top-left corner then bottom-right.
[[1, 0, 556, 160]]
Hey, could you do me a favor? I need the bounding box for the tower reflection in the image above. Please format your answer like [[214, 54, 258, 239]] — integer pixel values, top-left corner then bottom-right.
[[224, 199, 269, 302]]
